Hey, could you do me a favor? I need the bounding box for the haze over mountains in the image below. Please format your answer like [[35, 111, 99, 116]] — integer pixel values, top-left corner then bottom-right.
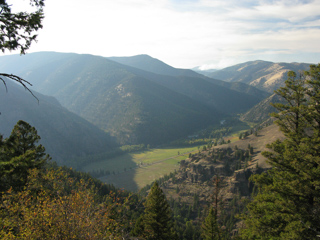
[[199, 60, 311, 93], [0, 52, 313, 164], [109, 54, 270, 104], [0, 52, 269, 146], [0, 80, 117, 164]]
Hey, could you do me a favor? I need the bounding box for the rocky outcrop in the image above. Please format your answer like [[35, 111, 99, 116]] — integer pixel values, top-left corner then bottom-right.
[[178, 155, 264, 197], [179, 158, 227, 183]]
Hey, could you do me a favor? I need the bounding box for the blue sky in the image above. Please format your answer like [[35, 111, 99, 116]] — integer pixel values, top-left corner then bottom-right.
[[5, 0, 320, 69]]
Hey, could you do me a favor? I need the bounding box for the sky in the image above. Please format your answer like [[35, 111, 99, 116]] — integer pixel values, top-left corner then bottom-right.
[[5, 0, 320, 69]]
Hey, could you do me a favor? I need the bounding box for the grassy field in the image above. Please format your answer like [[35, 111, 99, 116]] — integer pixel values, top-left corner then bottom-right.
[[100, 157, 182, 191], [82, 146, 201, 192], [82, 121, 253, 192], [82, 146, 200, 173]]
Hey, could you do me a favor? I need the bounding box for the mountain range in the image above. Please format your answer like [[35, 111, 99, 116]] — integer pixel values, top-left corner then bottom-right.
[[0, 52, 268, 146], [0, 52, 313, 164], [109, 54, 270, 104], [198, 60, 311, 93]]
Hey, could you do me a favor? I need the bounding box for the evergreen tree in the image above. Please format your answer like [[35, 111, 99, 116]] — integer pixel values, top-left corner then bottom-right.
[[239, 67, 320, 239], [183, 221, 195, 240], [202, 175, 224, 240], [0, 0, 45, 95], [202, 207, 220, 240], [142, 181, 176, 240], [132, 215, 145, 237], [0, 120, 50, 191]]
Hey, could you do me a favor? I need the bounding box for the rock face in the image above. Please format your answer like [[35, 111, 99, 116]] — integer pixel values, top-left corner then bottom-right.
[[160, 124, 282, 236], [176, 147, 261, 198], [232, 169, 256, 196], [180, 159, 224, 183]]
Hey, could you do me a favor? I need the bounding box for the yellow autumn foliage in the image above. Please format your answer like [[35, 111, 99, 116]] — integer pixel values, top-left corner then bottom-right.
[[0, 168, 132, 239]]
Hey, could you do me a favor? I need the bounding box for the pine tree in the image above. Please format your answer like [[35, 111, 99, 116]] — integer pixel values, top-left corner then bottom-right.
[[0, 120, 50, 191], [202, 207, 220, 240], [239, 67, 320, 239], [183, 221, 195, 240], [203, 175, 224, 240], [0, 0, 45, 96], [142, 181, 176, 240]]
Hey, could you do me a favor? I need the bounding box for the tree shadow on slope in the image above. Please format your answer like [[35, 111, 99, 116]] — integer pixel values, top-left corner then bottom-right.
[[100, 168, 139, 192], [79, 152, 139, 192]]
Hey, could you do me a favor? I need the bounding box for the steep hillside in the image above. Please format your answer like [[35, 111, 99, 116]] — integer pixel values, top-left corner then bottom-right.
[[240, 94, 284, 123], [142, 123, 285, 236], [0, 80, 117, 164], [71, 74, 221, 145], [207, 60, 310, 92], [204, 78, 270, 100], [109, 54, 270, 102], [0, 52, 224, 145], [124, 67, 265, 114]]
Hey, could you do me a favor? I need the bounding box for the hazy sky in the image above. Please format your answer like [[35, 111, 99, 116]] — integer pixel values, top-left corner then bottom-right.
[[6, 0, 320, 69]]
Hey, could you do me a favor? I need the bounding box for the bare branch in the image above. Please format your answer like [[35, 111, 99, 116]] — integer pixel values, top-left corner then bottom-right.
[[0, 73, 38, 102]]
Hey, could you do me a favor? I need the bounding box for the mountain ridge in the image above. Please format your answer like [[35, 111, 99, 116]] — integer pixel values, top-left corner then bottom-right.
[[109, 54, 270, 101], [200, 60, 311, 92], [0, 52, 226, 145]]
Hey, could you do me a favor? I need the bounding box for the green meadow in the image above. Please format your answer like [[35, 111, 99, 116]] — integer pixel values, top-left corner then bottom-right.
[[82, 146, 200, 191]]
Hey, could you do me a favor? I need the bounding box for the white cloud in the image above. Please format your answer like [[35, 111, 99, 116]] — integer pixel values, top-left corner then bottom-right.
[[4, 0, 320, 68]]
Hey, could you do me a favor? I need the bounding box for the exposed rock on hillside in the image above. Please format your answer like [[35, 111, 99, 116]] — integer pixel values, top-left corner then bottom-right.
[[158, 124, 284, 234], [207, 60, 310, 93]]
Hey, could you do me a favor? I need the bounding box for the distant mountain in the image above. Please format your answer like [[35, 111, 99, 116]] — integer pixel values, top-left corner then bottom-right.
[[192, 67, 218, 76], [206, 60, 311, 93], [123, 67, 265, 114], [0, 52, 225, 145], [0, 80, 117, 164], [108, 54, 200, 78], [109, 54, 269, 100]]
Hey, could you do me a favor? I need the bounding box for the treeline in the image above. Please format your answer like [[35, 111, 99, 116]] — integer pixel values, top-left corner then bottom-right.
[[192, 144, 255, 173], [238, 120, 273, 139], [88, 165, 136, 179], [139, 171, 177, 197], [168, 127, 232, 148], [66, 144, 149, 170]]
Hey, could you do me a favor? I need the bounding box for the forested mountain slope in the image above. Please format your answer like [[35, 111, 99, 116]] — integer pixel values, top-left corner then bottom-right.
[[123, 66, 265, 114], [0, 52, 224, 145], [110, 54, 270, 102], [0, 52, 268, 145], [0, 80, 117, 163]]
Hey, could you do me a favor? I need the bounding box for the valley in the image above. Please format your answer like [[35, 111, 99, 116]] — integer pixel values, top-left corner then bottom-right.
[[86, 146, 203, 191], [78, 119, 280, 193], [0, 51, 316, 239], [1, 0, 319, 238], [0, 52, 308, 191]]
